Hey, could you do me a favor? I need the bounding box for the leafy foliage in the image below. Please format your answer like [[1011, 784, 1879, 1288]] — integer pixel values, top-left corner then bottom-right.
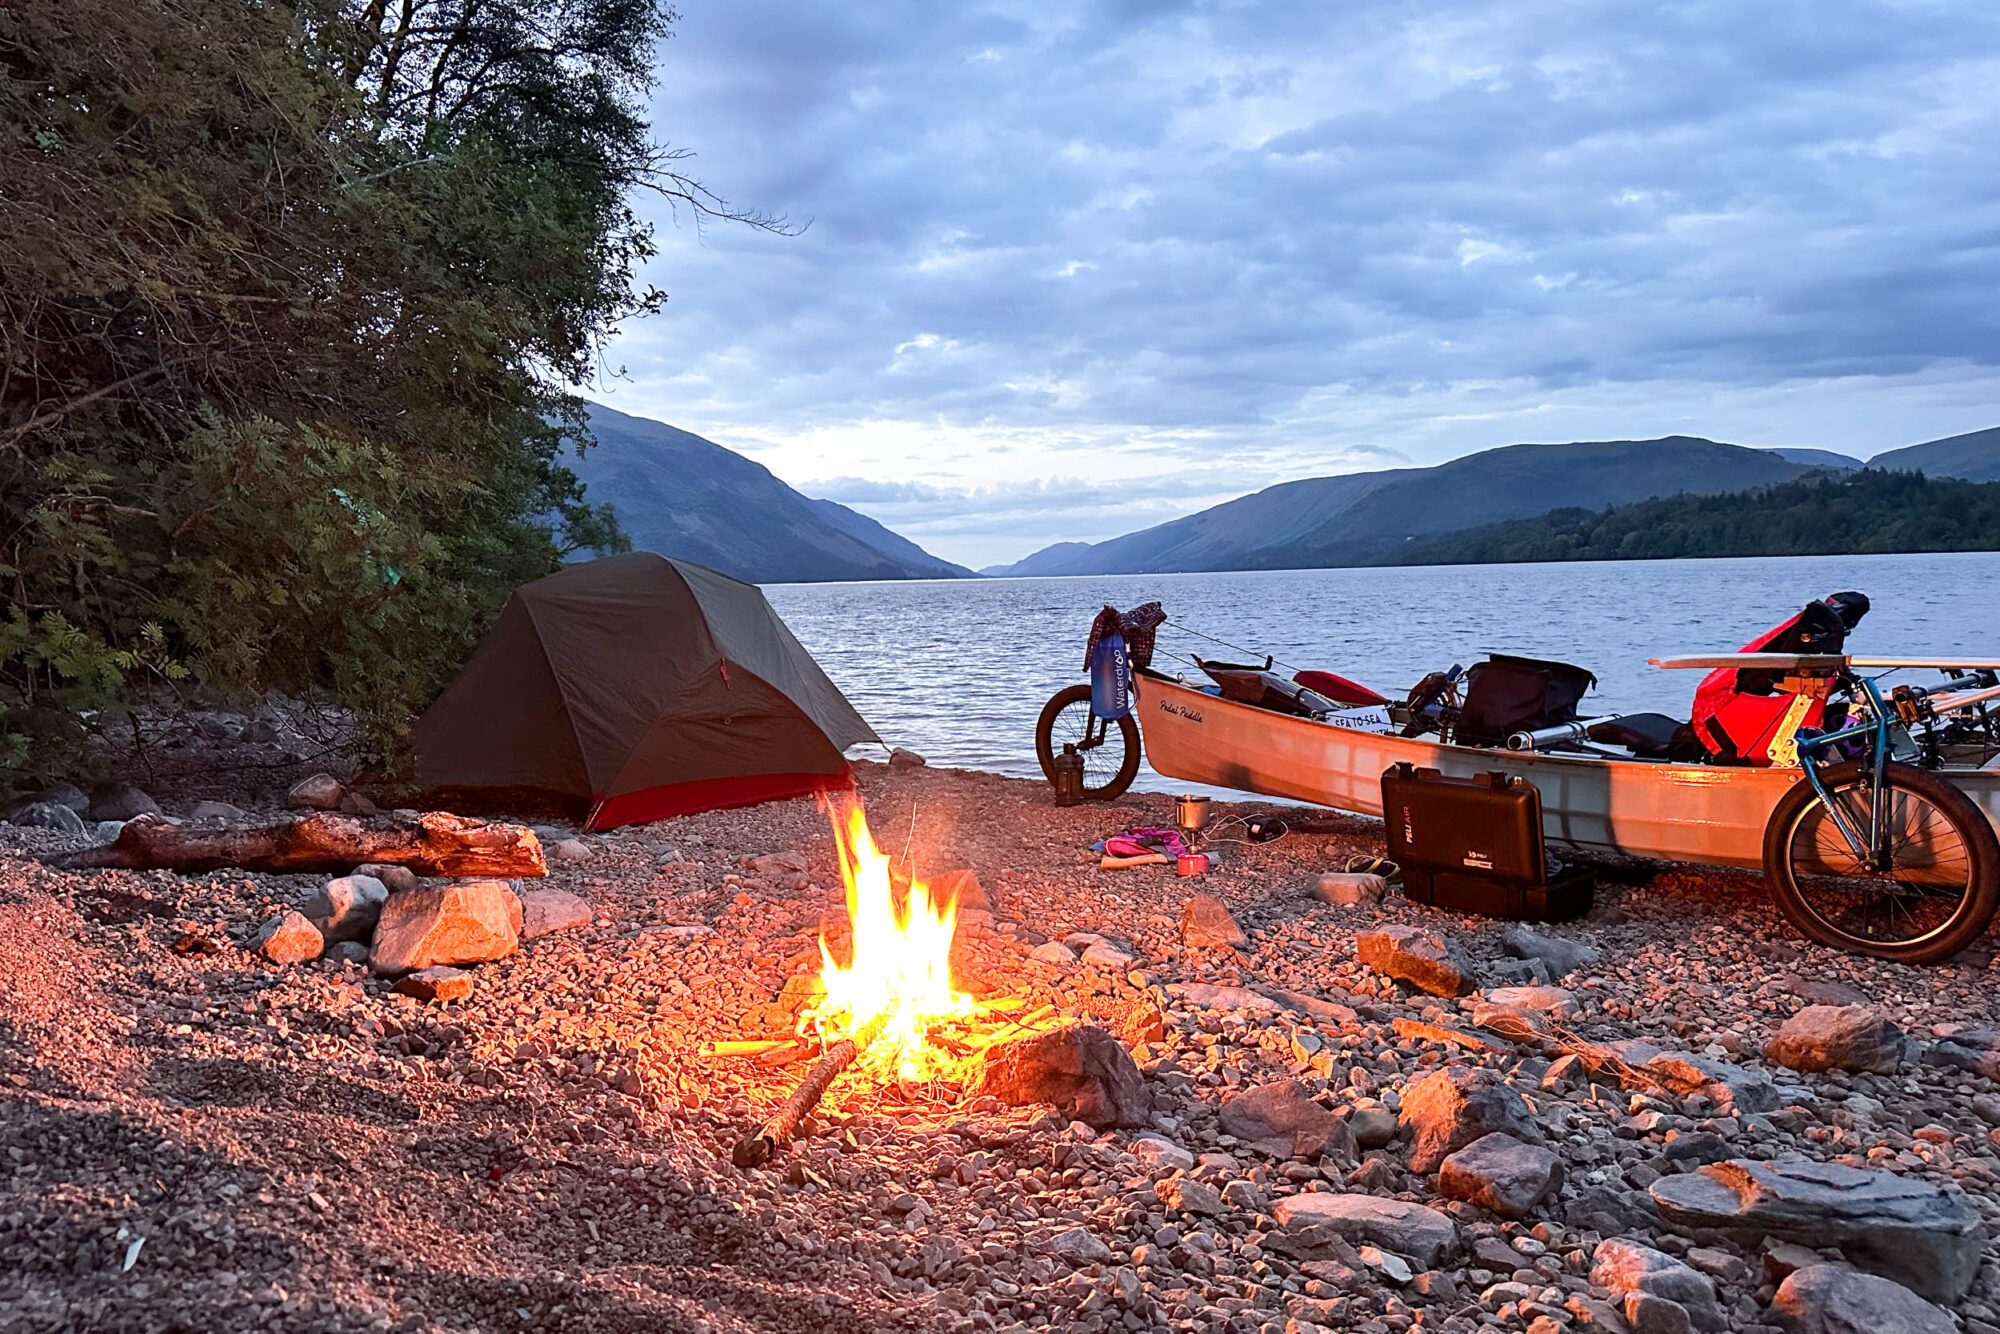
[[0, 0, 751, 793], [1386, 471, 2000, 567]]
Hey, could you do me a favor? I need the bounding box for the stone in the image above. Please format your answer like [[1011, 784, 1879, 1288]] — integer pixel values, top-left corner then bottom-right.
[[393, 966, 475, 1002], [1765, 1006, 1906, 1074], [1071, 935, 1135, 969], [369, 879, 521, 975], [1662, 1131, 1731, 1166], [1649, 1157, 1984, 1303], [186, 799, 248, 822], [1156, 1177, 1228, 1216], [1625, 1293, 1692, 1334], [252, 910, 324, 965], [1471, 1000, 1554, 1044], [93, 821, 125, 842], [1922, 1026, 2000, 1079], [1219, 1080, 1356, 1162], [1131, 1135, 1194, 1173], [965, 1023, 1149, 1128], [327, 941, 370, 967], [1271, 1194, 1458, 1269], [519, 888, 593, 940], [1314, 872, 1387, 906], [87, 783, 159, 822], [1437, 1132, 1565, 1218], [1614, 1044, 1780, 1113], [1502, 923, 1601, 975], [353, 862, 420, 894], [1356, 925, 1474, 996], [1590, 1239, 1723, 1331], [1770, 1264, 1956, 1334], [748, 850, 809, 876], [335, 790, 378, 816], [295, 875, 388, 944], [888, 747, 927, 769], [929, 868, 991, 913], [27, 782, 88, 813], [285, 773, 346, 810], [1049, 1225, 1110, 1264], [1399, 1065, 1543, 1173], [1348, 1106, 1399, 1149], [1030, 941, 1076, 965], [1179, 894, 1247, 950], [1786, 975, 1871, 1007], [1166, 982, 1285, 1014], [1482, 985, 1580, 1020], [7, 801, 85, 835], [549, 838, 592, 863]]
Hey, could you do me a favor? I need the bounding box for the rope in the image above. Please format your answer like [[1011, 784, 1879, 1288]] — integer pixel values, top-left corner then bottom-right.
[[1164, 620, 1305, 675]]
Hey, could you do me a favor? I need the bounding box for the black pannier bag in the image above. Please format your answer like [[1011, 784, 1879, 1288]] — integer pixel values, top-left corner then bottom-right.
[[1454, 654, 1597, 747], [1381, 763, 1593, 922]]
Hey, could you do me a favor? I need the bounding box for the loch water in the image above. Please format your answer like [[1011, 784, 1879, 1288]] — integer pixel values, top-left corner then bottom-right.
[[765, 551, 2000, 796]]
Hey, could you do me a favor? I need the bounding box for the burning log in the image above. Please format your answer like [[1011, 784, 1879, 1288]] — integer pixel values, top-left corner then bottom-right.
[[41, 810, 547, 878], [733, 1013, 888, 1169]]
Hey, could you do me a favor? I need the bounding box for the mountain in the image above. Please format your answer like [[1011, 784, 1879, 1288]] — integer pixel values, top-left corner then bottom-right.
[[569, 404, 974, 583], [986, 436, 1813, 576], [1771, 447, 1863, 468], [1868, 426, 2000, 483]]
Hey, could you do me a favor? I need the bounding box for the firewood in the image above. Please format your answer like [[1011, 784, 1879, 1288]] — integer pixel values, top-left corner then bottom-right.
[[41, 810, 546, 878], [733, 1012, 888, 1168]]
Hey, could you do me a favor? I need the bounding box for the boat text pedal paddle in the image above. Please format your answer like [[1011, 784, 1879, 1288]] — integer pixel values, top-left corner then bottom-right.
[[1380, 762, 1593, 923]]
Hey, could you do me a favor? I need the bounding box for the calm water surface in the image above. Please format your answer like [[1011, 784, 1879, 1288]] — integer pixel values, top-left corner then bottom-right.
[[766, 553, 2000, 796]]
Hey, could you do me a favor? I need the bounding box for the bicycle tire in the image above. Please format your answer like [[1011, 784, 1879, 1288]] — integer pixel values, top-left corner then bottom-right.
[[1034, 684, 1141, 801], [1763, 761, 2000, 964]]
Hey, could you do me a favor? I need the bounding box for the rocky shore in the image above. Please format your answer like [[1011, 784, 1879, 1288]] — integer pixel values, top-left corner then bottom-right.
[[3, 758, 1999, 1334]]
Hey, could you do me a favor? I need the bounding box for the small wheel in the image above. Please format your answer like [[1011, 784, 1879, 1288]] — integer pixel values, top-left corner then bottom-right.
[[1763, 761, 2000, 964], [1034, 684, 1141, 801]]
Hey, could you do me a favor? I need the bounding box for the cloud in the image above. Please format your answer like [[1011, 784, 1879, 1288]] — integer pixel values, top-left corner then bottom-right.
[[588, 0, 2000, 566]]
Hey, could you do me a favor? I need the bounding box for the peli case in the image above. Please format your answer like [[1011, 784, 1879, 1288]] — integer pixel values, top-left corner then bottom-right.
[[1380, 762, 1593, 922]]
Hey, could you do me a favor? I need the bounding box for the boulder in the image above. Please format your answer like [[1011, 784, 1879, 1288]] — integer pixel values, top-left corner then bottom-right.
[[888, 747, 927, 769], [1348, 1106, 1399, 1149], [27, 783, 88, 813], [930, 868, 992, 913], [1219, 1080, 1356, 1162], [1271, 1194, 1457, 1269], [519, 888, 593, 940], [1064, 933, 1135, 969], [252, 910, 324, 965], [7, 801, 85, 835], [1437, 1132, 1564, 1218], [1649, 1157, 1984, 1303], [369, 879, 521, 975], [1156, 1176, 1228, 1216], [327, 941, 370, 967], [1922, 1026, 2000, 1079], [549, 838, 592, 863], [1590, 1238, 1723, 1331], [1502, 923, 1600, 976], [1608, 1042, 1780, 1113], [295, 874, 388, 944], [1765, 1006, 1906, 1074], [1399, 1065, 1543, 1173], [186, 800, 248, 823], [1482, 985, 1580, 1020], [285, 773, 346, 810], [1356, 925, 1475, 996], [393, 966, 475, 1002], [1131, 1135, 1194, 1173], [1029, 941, 1077, 965], [336, 790, 379, 816], [1770, 1264, 1957, 1334], [1314, 872, 1387, 906], [964, 1023, 1149, 1128], [353, 862, 420, 894], [88, 783, 159, 822], [1048, 1225, 1111, 1265], [1179, 894, 1247, 950], [1626, 1293, 1693, 1334]]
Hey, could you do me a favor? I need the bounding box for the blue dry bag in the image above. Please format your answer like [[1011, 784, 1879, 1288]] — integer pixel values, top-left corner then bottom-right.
[[1090, 632, 1131, 719]]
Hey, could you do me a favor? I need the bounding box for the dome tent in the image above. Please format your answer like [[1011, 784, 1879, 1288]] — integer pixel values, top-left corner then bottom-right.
[[411, 552, 878, 830]]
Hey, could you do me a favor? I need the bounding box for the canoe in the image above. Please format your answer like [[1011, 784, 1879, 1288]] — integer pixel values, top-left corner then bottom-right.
[[1134, 668, 2000, 870]]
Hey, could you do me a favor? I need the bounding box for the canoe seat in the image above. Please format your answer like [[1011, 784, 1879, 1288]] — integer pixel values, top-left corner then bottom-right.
[[1587, 712, 1701, 761]]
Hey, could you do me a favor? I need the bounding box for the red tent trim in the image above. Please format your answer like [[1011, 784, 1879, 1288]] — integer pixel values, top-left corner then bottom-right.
[[586, 767, 856, 831]]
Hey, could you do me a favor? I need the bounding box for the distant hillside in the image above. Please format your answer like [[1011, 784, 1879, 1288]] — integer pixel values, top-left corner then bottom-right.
[[986, 437, 1811, 575], [570, 404, 974, 583], [1869, 426, 2000, 483], [1772, 447, 1863, 468], [1387, 470, 2000, 567]]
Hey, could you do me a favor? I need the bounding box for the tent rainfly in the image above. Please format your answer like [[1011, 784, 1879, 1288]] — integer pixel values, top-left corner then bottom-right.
[[411, 552, 879, 830]]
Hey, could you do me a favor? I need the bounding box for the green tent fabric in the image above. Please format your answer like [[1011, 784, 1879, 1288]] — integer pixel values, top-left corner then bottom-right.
[[411, 552, 878, 828]]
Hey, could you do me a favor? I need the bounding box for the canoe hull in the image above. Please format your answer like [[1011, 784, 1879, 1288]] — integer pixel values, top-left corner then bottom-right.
[[1136, 673, 2000, 870]]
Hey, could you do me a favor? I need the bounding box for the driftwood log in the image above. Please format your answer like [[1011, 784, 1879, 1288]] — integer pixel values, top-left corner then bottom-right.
[[733, 1013, 888, 1169], [41, 811, 547, 878]]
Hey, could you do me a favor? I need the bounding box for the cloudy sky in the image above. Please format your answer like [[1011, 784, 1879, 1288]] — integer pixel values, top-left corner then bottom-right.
[[593, 0, 2000, 568]]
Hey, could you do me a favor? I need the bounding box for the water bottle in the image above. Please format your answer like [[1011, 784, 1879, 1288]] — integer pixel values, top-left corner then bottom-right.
[[1090, 632, 1130, 719], [1053, 743, 1085, 806]]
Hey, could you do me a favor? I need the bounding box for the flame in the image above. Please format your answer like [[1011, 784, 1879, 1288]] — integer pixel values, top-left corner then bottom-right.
[[804, 798, 979, 1080]]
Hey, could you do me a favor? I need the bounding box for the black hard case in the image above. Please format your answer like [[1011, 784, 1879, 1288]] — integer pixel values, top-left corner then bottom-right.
[[1380, 762, 1592, 922]]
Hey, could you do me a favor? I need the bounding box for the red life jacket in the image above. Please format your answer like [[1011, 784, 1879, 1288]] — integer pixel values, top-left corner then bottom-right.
[[1690, 594, 1864, 764]]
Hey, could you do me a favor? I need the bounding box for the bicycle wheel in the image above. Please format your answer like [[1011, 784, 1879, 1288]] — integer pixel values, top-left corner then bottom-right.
[[1034, 684, 1141, 800], [1763, 761, 2000, 964]]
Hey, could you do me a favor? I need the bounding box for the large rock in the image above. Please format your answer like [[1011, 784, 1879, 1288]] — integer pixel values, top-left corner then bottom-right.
[[1314, 871, 1387, 906], [1399, 1065, 1543, 1173], [393, 966, 475, 1002], [1356, 925, 1474, 996], [1590, 1238, 1723, 1331], [1179, 894, 1247, 950], [187, 799, 248, 823], [7, 801, 85, 835], [285, 773, 346, 810], [1922, 1026, 2000, 1079], [1219, 1080, 1356, 1162], [369, 879, 521, 975], [26, 782, 88, 813], [964, 1023, 1149, 1128], [252, 910, 324, 965], [1271, 1193, 1457, 1269], [1483, 985, 1580, 1020], [353, 862, 420, 894], [1501, 924, 1600, 976], [295, 874, 388, 944], [519, 888, 593, 940], [88, 783, 159, 822], [1649, 1157, 1984, 1302], [1770, 1264, 1957, 1334], [1606, 1041, 1780, 1113], [1765, 1006, 1906, 1074], [1438, 1132, 1564, 1218]]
